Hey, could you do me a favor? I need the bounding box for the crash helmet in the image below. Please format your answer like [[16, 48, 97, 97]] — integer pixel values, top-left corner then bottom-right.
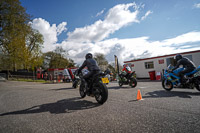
[[85, 53, 93, 59], [123, 64, 127, 68], [174, 54, 182, 62]]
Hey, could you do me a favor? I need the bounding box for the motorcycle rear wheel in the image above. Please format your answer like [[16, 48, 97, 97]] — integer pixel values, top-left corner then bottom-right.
[[130, 78, 137, 88], [93, 82, 108, 104], [162, 79, 173, 91]]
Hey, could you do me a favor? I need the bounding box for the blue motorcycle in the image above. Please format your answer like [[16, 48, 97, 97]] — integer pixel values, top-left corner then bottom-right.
[[162, 64, 200, 91]]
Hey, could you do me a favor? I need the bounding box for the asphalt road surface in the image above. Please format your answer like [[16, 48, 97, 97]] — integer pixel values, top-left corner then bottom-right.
[[0, 81, 200, 133]]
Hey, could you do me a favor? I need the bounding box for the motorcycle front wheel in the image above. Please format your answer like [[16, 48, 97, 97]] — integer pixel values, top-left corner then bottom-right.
[[72, 80, 78, 88], [93, 82, 108, 104], [162, 79, 173, 91], [194, 77, 200, 91], [195, 84, 200, 91], [129, 78, 137, 88], [79, 83, 86, 98], [118, 80, 123, 87]]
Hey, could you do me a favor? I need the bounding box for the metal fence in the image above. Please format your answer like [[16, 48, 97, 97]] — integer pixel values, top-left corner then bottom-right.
[[0, 71, 72, 83], [6, 74, 71, 83], [8, 75, 36, 80]]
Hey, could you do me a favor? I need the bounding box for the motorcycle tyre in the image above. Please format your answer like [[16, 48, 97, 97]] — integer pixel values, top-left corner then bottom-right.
[[130, 78, 137, 88], [195, 82, 200, 91], [118, 77, 123, 87], [94, 82, 108, 104], [72, 81, 78, 88], [79, 83, 86, 98], [162, 79, 173, 91], [195, 85, 200, 91], [192, 77, 200, 91], [118, 80, 123, 87]]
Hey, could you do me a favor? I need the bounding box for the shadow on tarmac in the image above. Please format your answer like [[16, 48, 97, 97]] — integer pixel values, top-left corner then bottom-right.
[[51, 87, 75, 91], [0, 97, 100, 116], [108, 86, 133, 90], [107, 86, 121, 90], [143, 90, 200, 99]]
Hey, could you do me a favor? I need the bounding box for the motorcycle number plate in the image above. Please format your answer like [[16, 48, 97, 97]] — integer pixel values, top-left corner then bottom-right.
[[102, 78, 109, 83]]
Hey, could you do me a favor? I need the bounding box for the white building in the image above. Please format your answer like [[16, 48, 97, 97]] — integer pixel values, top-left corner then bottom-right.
[[124, 50, 200, 79]]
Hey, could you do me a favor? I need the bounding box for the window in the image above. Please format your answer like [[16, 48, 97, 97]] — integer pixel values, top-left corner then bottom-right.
[[166, 57, 176, 66], [145, 61, 154, 69], [184, 55, 193, 61]]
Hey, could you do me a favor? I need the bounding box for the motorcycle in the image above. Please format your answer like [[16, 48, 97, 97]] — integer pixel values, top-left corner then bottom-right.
[[118, 71, 137, 88], [74, 70, 108, 104], [162, 64, 200, 91]]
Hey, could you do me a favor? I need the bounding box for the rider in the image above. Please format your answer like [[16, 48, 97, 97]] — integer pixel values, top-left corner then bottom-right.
[[121, 64, 132, 80], [104, 68, 111, 81], [105, 68, 111, 75], [77, 53, 100, 91], [172, 54, 196, 85]]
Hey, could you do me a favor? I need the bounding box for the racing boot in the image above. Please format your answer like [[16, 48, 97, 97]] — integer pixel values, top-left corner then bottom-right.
[[176, 83, 182, 88]]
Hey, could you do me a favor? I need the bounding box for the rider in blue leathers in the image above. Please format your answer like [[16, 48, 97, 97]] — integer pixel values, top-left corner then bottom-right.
[[172, 54, 196, 85]]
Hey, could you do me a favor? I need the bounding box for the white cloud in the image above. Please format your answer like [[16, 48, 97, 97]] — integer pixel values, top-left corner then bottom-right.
[[30, 18, 67, 52], [96, 9, 105, 17], [59, 31, 200, 65], [194, 3, 200, 8], [29, 3, 200, 65], [57, 22, 67, 35], [141, 10, 153, 20], [161, 32, 200, 46], [67, 2, 139, 43]]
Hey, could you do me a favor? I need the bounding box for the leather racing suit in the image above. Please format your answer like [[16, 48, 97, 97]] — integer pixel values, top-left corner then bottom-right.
[[78, 58, 100, 80], [172, 57, 196, 83]]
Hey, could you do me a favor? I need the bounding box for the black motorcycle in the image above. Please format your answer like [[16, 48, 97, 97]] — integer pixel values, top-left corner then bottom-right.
[[74, 70, 108, 104], [118, 71, 137, 88]]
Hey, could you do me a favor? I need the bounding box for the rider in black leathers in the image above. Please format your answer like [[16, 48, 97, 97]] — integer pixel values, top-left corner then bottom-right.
[[172, 54, 196, 85], [77, 53, 100, 84]]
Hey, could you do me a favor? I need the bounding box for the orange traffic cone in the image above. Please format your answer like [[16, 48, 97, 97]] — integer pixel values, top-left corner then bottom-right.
[[136, 89, 143, 101]]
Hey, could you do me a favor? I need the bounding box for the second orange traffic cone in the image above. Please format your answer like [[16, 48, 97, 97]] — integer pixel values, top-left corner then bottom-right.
[[136, 89, 143, 101]]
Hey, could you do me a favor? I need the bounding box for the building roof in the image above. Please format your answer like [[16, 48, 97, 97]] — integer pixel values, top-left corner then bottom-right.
[[124, 50, 200, 63]]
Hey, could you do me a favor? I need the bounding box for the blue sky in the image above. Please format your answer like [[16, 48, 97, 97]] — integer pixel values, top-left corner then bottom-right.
[[20, 0, 200, 64]]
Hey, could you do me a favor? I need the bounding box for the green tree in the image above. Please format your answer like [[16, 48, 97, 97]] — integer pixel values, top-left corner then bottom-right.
[[93, 53, 117, 79], [0, 0, 43, 71], [68, 58, 75, 68], [107, 63, 117, 80], [94, 53, 108, 71], [43, 47, 75, 69], [24, 29, 44, 70]]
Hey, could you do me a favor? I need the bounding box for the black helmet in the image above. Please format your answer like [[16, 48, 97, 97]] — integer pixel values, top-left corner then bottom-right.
[[174, 54, 182, 62], [85, 53, 93, 59]]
